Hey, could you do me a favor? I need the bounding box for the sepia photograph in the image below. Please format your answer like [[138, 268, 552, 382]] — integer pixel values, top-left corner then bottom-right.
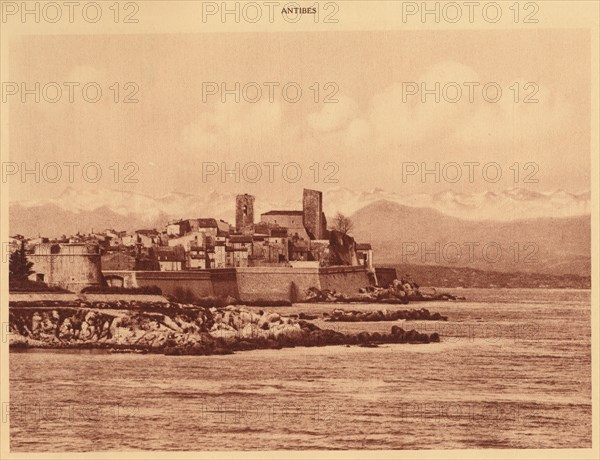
[[0, 1, 598, 458]]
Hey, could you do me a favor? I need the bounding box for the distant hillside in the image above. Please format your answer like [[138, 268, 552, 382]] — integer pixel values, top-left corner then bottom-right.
[[9, 190, 591, 279], [10, 186, 590, 237], [9, 204, 170, 238], [386, 264, 590, 289], [353, 200, 590, 277]]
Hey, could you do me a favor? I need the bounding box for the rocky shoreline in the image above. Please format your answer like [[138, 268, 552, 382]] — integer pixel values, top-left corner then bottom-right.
[[324, 307, 448, 322], [305, 283, 465, 304], [9, 301, 444, 355]]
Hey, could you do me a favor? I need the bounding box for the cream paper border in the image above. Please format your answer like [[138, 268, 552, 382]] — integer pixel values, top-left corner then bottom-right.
[[0, 1, 598, 459]]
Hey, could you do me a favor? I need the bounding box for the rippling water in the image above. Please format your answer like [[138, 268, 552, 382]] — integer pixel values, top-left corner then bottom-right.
[[9, 288, 591, 451]]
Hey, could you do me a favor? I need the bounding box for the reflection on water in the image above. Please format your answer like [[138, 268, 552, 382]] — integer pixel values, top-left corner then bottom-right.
[[10, 288, 591, 451]]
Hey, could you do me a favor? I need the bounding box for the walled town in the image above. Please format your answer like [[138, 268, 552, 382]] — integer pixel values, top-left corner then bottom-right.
[[8, 188, 407, 301], [8, 188, 456, 354]]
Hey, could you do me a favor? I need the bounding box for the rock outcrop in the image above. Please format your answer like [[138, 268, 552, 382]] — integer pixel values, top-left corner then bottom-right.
[[305, 280, 465, 304], [305, 286, 409, 304], [324, 307, 447, 322], [9, 301, 441, 355]]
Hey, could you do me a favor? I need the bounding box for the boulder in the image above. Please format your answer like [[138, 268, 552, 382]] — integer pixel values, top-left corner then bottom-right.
[[266, 313, 281, 323], [405, 329, 420, 342], [31, 313, 42, 335], [58, 318, 74, 340], [240, 323, 265, 340], [161, 315, 183, 332], [270, 323, 302, 339], [370, 332, 383, 342], [391, 325, 404, 336]]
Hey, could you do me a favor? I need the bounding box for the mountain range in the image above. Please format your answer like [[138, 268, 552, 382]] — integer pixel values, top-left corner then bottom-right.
[[9, 187, 591, 277], [10, 186, 590, 229], [350, 200, 590, 277]]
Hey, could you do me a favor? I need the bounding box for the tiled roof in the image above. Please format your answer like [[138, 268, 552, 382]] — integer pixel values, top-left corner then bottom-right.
[[226, 247, 248, 252], [270, 229, 288, 237], [196, 218, 218, 228], [155, 246, 186, 261], [135, 229, 158, 236], [230, 236, 253, 243], [262, 210, 303, 216]]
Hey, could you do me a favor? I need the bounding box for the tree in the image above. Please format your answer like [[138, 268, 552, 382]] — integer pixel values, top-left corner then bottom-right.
[[332, 212, 354, 235], [9, 244, 34, 280]]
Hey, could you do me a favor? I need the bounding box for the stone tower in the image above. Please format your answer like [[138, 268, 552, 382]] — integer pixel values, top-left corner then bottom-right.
[[236, 194, 255, 231], [302, 188, 326, 240], [29, 243, 103, 292]]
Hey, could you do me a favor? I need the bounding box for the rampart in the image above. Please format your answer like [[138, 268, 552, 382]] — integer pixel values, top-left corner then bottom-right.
[[319, 266, 370, 294], [102, 266, 370, 302], [375, 267, 398, 288]]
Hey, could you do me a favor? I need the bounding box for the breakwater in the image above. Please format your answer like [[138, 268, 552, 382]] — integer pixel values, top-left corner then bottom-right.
[[8, 301, 441, 355]]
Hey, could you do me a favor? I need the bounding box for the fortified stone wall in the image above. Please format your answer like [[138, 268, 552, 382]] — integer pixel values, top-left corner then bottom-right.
[[137, 271, 214, 298], [235, 267, 321, 302], [319, 266, 370, 296], [210, 268, 239, 299], [104, 271, 215, 298], [101, 266, 370, 302], [103, 270, 138, 289], [375, 267, 398, 288], [29, 243, 103, 292], [9, 292, 168, 303]]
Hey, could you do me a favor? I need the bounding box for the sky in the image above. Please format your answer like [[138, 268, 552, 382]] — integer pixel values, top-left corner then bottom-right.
[[7, 28, 591, 203]]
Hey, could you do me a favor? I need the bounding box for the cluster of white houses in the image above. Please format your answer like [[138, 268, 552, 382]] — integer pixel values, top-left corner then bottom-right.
[[153, 189, 373, 271], [10, 189, 374, 289]]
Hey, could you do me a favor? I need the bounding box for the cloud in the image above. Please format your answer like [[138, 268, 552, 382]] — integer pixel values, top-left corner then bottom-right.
[[344, 118, 372, 146], [367, 61, 481, 147], [65, 65, 108, 83], [306, 61, 572, 156], [307, 96, 358, 132], [181, 100, 284, 154], [452, 79, 571, 147]]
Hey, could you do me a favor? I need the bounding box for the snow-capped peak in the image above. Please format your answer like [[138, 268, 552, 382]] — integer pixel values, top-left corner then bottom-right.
[[11, 186, 591, 224]]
